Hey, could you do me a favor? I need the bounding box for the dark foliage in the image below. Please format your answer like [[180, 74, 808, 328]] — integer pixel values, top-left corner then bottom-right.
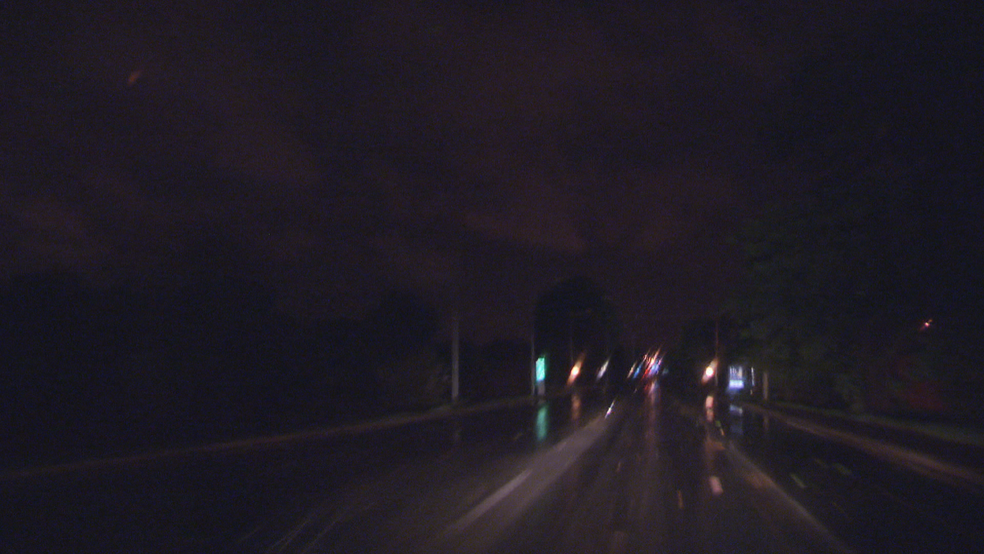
[[533, 276, 621, 389], [735, 7, 984, 415]]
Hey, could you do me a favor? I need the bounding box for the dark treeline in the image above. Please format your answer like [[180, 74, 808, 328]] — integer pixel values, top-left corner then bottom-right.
[[0, 272, 529, 470], [657, 8, 984, 423], [725, 7, 984, 421]]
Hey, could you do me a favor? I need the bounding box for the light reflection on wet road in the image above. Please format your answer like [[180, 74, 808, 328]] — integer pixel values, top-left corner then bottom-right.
[[3, 387, 982, 553], [1, 394, 601, 554], [490, 386, 849, 554], [727, 399, 984, 554]]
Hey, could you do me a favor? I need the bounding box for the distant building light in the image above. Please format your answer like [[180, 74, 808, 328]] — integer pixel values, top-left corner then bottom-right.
[[728, 364, 746, 390]]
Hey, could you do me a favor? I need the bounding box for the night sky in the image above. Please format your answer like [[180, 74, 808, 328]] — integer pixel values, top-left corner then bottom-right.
[[1, 1, 974, 344]]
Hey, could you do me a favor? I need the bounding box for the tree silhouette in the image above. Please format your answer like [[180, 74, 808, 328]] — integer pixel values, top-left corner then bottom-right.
[[364, 290, 444, 408], [738, 7, 984, 411], [534, 276, 620, 388]]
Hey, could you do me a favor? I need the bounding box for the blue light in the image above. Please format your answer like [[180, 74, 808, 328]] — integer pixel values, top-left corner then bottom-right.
[[728, 365, 746, 390]]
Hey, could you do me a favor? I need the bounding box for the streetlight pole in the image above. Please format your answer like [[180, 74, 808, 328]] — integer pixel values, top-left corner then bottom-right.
[[452, 306, 459, 404], [530, 325, 537, 398], [714, 315, 721, 392]]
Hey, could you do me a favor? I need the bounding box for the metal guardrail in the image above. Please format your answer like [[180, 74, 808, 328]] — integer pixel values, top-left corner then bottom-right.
[[735, 401, 984, 493]]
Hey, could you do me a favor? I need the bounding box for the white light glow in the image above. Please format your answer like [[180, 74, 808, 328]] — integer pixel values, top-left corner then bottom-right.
[[596, 359, 610, 380], [709, 475, 724, 496], [567, 354, 584, 386], [702, 359, 717, 384]]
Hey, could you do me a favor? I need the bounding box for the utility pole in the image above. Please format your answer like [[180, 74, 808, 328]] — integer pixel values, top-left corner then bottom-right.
[[714, 315, 721, 391], [451, 307, 459, 404], [530, 326, 536, 397], [451, 242, 463, 405], [714, 316, 720, 359]]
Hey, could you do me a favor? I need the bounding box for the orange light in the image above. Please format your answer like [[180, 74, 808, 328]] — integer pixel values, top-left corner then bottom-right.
[[568, 353, 585, 386], [701, 360, 717, 384], [567, 361, 581, 385]]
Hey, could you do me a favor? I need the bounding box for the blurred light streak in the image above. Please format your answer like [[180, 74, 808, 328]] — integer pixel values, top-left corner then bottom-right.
[[709, 475, 724, 496], [596, 358, 610, 380], [536, 404, 549, 443]]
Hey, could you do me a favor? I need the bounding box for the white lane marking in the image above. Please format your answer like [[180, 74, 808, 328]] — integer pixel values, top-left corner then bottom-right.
[[237, 524, 262, 545], [608, 530, 630, 554], [833, 462, 853, 477], [728, 446, 856, 554], [447, 469, 532, 533], [709, 475, 724, 496], [790, 472, 808, 489], [300, 516, 343, 554], [270, 510, 320, 552]]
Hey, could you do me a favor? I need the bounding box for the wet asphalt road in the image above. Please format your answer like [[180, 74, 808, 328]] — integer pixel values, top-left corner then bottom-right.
[[3, 387, 982, 553], [727, 401, 984, 554], [1, 395, 597, 554], [486, 386, 850, 554]]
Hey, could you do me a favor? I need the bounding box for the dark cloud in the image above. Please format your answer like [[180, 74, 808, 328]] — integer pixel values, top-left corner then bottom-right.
[[1, 0, 949, 341]]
